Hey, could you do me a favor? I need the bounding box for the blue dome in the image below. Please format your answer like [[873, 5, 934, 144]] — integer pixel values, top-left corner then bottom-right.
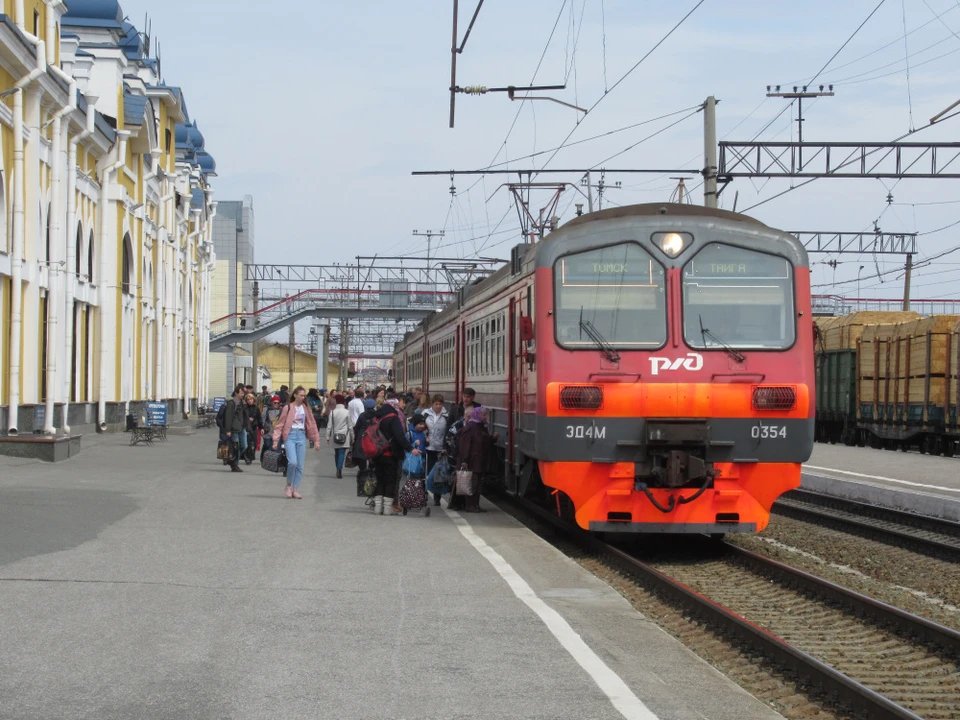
[[196, 151, 217, 176], [62, 0, 124, 26], [175, 122, 204, 151]]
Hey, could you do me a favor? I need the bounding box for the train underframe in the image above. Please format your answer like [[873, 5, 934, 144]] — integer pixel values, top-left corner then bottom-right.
[[815, 417, 959, 457]]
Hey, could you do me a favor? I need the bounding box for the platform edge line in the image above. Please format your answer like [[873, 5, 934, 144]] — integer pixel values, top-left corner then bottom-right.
[[443, 507, 660, 720]]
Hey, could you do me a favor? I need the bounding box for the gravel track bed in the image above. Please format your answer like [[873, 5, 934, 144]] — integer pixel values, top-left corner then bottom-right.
[[651, 554, 960, 719], [492, 498, 843, 720], [729, 515, 960, 631], [776, 497, 960, 551]]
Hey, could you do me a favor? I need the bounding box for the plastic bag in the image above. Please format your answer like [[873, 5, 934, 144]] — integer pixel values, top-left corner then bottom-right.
[[456, 464, 474, 495], [426, 456, 453, 495], [402, 451, 423, 477]]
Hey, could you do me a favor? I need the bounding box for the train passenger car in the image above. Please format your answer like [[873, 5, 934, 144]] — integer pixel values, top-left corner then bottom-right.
[[393, 203, 814, 534]]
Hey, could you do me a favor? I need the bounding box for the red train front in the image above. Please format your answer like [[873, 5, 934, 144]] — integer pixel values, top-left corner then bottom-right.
[[395, 203, 814, 534]]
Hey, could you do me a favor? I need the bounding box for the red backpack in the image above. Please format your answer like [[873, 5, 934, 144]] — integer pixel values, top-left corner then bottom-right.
[[361, 415, 391, 459]]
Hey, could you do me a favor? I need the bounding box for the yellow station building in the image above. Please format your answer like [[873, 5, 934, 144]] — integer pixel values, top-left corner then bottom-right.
[[0, 0, 217, 436]]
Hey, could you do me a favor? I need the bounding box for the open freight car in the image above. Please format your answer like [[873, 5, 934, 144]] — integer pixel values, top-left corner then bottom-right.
[[814, 312, 960, 455]]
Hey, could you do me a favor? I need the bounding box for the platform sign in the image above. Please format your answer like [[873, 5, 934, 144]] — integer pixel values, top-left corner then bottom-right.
[[145, 402, 167, 427], [212, 397, 227, 413]]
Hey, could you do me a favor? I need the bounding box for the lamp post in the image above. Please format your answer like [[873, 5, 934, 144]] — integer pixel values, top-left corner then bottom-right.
[[857, 265, 865, 309]]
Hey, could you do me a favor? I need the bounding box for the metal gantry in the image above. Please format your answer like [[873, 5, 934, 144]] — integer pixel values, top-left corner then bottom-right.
[[791, 231, 918, 255], [718, 141, 960, 179], [210, 256, 505, 350]]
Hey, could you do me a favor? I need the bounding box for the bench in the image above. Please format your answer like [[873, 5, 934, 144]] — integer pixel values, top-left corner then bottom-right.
[[129, 426, 158, 446], [196, 415, 215, 429]]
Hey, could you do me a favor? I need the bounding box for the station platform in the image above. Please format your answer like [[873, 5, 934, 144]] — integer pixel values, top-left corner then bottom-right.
[[803, 443, 960, 522], [0, 432, 783, 720]]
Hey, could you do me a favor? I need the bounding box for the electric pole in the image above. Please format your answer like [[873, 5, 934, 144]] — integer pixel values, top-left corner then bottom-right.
[[413, 229, 445, 267], [903, 254, 913, 311], [764, 84, 835, 170], [288, 322, 295, 390], [703, 96, 718, 208]]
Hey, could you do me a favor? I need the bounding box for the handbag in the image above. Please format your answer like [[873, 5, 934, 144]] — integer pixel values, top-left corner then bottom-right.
[[456, 463, 475, 495], [217, 440, 236, 461], [260, 447, 287, 473], [333, 432, 347, 445]]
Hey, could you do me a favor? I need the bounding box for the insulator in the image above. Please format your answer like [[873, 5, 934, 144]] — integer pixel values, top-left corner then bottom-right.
[[462, 86, 488, 95]]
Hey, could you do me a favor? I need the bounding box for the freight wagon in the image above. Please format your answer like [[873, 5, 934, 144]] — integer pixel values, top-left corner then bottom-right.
[[814, 312, 960, 455]]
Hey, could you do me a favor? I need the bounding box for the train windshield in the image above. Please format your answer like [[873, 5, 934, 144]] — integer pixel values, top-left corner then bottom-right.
[[554, 242, 667, 349], [682, 243, 795, 349]]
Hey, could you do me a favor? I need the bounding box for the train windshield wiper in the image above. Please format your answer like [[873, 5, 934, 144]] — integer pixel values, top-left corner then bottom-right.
[[699, 315, 745, 363], [579, 307, 620, 363]]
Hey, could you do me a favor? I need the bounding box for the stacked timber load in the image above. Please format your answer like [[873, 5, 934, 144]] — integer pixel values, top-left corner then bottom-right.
[[858, 322, 902, 422], [821, 311, 919, 351], [857, 313, 960, 425], [890, 315, 960, 422]]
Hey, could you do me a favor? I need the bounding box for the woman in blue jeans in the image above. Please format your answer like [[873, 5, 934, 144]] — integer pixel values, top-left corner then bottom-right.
[[271, 386, 321, 499]]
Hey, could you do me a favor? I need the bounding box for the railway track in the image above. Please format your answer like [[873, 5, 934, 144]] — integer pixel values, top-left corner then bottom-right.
[[501, 497, 960, 720], [774, 489, 960, 561]]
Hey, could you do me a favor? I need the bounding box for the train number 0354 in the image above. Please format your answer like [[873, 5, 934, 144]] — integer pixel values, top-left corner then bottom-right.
[[565, 425, 606, 439], [751, 425, 787, 439]]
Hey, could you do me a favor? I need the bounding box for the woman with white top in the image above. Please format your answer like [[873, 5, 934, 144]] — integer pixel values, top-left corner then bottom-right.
[[271, 385, 320, 499], [423, 394, 449, 506], [326, 393, 352, 478]]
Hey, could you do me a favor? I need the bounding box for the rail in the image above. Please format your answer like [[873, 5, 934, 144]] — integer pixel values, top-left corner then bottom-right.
[[501, 495, 959, 720], [774, 489, 960, 561]]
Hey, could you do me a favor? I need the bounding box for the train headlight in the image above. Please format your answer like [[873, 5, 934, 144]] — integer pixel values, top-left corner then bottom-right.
[[653, 231, 691, 258], [560, 385, 603, 410]]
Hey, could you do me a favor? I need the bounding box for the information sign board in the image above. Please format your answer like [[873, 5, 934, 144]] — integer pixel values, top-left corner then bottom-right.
[[145, 402, 167, 427], [212, 397, 227, 412]]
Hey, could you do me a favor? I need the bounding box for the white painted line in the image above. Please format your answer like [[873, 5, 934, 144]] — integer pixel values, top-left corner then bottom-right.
[[804, 465, 960, 494], [445, 506, 659, 720]]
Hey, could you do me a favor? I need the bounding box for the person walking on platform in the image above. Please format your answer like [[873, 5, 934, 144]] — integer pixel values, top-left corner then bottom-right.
[[260, 395, 283, 460], [278, 385, 290, 405], [352, 397, 378, 503], [453, 407, 497, 512], [242, 393, 263, 464], [326, 394, 352, 478], [371, 394, 417, 516], [423, 394, 449, 506], [348, 389, 365, 428], [221, 384, 246, 473], [272, 386, 320, 500]]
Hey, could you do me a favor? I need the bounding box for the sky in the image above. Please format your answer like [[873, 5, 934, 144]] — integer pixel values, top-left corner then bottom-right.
[[117, 0, 960, 308]]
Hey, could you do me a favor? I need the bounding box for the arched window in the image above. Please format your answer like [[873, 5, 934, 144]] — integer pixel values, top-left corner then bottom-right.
[[75, 223, 83, 278], [121, 233, 133, 295], [87, 229, 95, 283]]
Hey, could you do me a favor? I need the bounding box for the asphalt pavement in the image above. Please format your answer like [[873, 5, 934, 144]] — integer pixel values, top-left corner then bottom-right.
[[1, 429, 782, 720]]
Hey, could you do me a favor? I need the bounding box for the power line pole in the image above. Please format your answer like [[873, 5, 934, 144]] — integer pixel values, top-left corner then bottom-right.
[[903, 254, 913, 311], [703, 95, 718, 208], [288, 322, 295, 390], [412, 229, 445, 267], [765, 84, 835, 171]]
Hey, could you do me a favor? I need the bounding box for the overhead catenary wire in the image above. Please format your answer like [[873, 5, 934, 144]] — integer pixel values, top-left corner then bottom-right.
[[534, 0, 709, 174]]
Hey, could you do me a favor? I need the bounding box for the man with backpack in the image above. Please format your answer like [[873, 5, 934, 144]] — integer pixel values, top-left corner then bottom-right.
[[218, 384, 247, 473], [367, 394, 418, 516]]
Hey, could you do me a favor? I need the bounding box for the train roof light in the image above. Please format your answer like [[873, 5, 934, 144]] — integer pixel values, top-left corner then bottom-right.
[[653, 231, 691, 258]]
